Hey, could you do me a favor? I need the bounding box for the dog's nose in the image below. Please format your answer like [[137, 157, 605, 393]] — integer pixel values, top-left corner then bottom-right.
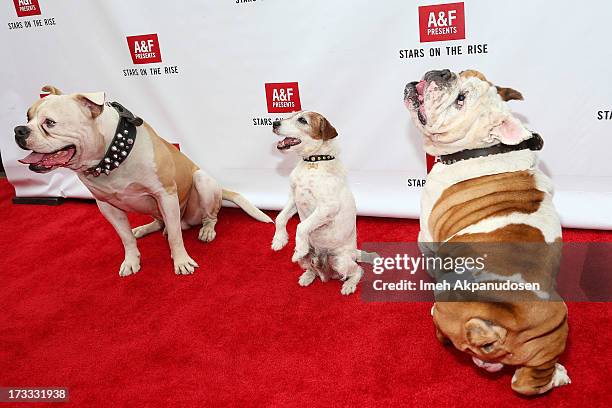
[[424, 69, 453, 83], [14, 126, 31, 149], [272, 121, 281, 129], [15, 125, 31, 137]]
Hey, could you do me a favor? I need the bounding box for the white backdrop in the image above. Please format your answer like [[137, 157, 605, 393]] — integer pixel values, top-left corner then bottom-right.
[[1, 0, 611, 229]]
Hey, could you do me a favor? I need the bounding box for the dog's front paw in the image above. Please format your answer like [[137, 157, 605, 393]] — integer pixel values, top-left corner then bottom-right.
[[271, 232, 289, 251], [173, 255, 199, 275], [341, 280, 359, 295], [298, 270, 316, 286], [119, 255, 141, 277]]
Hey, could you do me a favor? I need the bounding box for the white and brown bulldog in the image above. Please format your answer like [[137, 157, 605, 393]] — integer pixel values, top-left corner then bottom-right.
[[15, 86, 272, 276], [404, 70, 570, 395]]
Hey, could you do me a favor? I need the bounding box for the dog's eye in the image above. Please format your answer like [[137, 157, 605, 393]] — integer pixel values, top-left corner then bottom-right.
[[44, 119, 56, 128], [297, 117, 308, 125], [481, 342, 495, 353], [456, 92, 466, 107]]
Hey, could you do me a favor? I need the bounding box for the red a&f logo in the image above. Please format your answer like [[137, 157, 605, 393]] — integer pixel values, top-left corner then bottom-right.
[[426, 154, 437, 173], [419, 2, 465, 43], [13, 0, 41, 17], [265, 82, 301, 113], [126, 34, 162, 64]]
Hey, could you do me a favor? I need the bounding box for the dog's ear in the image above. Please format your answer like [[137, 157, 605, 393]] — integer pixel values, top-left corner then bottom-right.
[[318, 116, 338, 140], [74, 92, 105, 118], [488, 115, 531, 145], [41, 85, 62, 95], [465, 318, 507, 349], [496, 86, 523, 102]]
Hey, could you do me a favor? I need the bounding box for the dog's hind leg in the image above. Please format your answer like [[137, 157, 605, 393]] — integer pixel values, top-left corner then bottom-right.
[[511, 361, 570, 395], [192, 170, 222, 243], [297, 253, 317, 287], [331, 251, 364, 295], [132, 219, 164, 238], [298, 270, 317, 286]]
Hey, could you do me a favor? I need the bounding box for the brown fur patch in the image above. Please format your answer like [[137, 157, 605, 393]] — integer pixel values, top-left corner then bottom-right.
[[429, 171, 544, 242], [307, 112, 338, 140], [449, 223, 546, 243], [460, 70, 523, 101], [147, 123, 199, 206], [41, 85, 62, 95], [26, 99, 45, 121], [496, 86, 523, 101], [444, 224, 560, 303], [460, 69, 490, 83]]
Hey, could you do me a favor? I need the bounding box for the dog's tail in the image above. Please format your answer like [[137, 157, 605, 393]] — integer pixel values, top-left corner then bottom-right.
[[222, 189, 273, 223], [354, 249, 380, 264]]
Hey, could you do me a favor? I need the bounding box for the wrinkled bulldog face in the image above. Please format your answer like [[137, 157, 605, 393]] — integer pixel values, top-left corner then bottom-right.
[[434, 307, 510, 365], [15, 86, 106, 173], [404, 69, 532, 156], [272, 111, 338, 156]]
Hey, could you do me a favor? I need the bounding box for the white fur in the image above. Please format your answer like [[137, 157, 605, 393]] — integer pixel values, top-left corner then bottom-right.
[[271, 111, 362, 295]]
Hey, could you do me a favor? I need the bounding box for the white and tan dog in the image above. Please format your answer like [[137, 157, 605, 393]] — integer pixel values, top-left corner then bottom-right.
[[15, 86, 272, 276], [271, 111, 362, 295], [404, 70, 570, 395]]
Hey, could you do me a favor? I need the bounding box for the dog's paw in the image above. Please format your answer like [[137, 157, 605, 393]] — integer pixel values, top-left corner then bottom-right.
[[174, 255, 199, 275], [271, 233, 288, 251], [132, 225, 148, 239], [298, 270, 316, 287], [198, 225, 216, 242], [550, 363, 571, 388], [119, 256, 141, 277], [340, 279, 359, 295]]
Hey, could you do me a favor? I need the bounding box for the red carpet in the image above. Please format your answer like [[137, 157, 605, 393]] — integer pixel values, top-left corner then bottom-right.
[[1, 178, 611, 407]]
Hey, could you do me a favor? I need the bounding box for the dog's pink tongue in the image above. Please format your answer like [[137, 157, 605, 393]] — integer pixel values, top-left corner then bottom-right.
[[18, 152, 45, 164], [18, 148, 74, 166], [416, 80, 426, 96], [472, 356, 504, 373]]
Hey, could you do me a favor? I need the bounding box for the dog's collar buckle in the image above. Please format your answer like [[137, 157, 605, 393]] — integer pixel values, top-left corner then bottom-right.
[[86, 102, 143, 177], [303, 155, 335, 163], [438, 132, 544, 166]]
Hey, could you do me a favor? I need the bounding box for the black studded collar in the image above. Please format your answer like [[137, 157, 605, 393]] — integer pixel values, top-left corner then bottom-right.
[[303, 154, 335, 162], [86, 102, 143, 177], [439, 133, 543, 165]]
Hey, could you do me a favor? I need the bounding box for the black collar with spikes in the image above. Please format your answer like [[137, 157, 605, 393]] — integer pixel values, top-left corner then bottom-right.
[[439, 133, 543, 165], [303, 155, 335, 162], [86, 102, 143, 177]]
